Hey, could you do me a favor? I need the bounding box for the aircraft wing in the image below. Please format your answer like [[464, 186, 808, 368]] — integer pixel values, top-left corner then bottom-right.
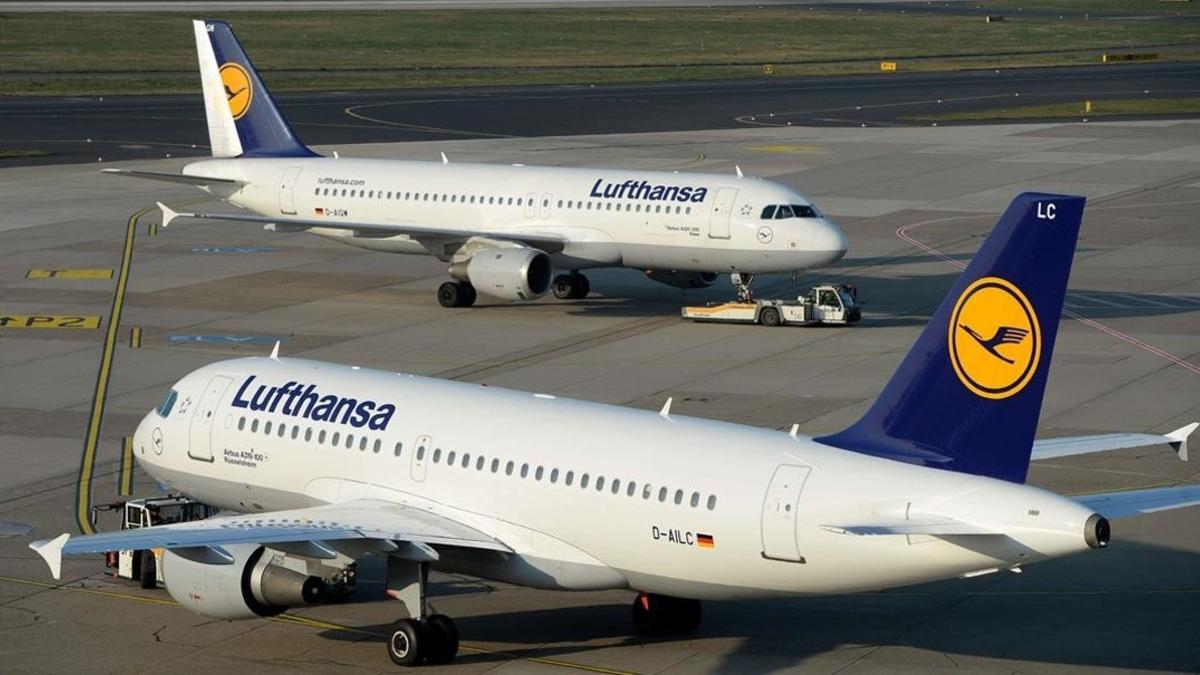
[[1073, 485, 1200, 520], [1031, 423, 1195, 462], [101, 168, 247, 187], [30, 499, 510, 580], [156, 202, 567, 254], [821, 513, 1001, 536]]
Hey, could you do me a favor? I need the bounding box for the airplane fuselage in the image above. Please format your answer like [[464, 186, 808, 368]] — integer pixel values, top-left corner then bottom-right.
[[183, 158, 848, 273], [134, 357, 1097, 600]]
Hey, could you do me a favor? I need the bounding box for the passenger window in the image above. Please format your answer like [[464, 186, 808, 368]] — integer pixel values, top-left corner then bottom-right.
[[305, 428, 312, 442], [707, 495, 717, 510], [556, 200, 563, 208], [374, 439, 381, 453], [586, 202, 592, 210], [595, 476, 605, 491], [686, 207, 692, 215], [535, 466, 544, 480], [655, 205, 662, 213], [345, 434, 354, 449], [611, 479, 621, 494], [264, 421, 273, 435], [550, 468, 559, 483], [643, 484, 652, 500], [521, 463, 529, 478], [565, 471, 574, 486], [462, 453, 470, 468], [394, 442, 403, 457], [417, 445, 426, 460], [627, 482, 636, 497], [433, 448, 442, 463], [606, 203, 612, 211], [505, 461, 514, 476], [448, 450, 456, 465], [580, 473, 590, 489], [318, 429, 326, 444], [544, 199, 550, 207], [332, 432, 341, 446], [291, 426, 299, 440], [238, 417, 246, 431], [491, 458, 499, 473], [675, 490, 684, 505], [658, 487, 668, 502], [368, 190, 374, 198], [690, 492, 700, 507], [360, 436, 368, 451], [314, 188, 320, 195], [476, 456, 485, 470], [775, 205, 794, 219], [278, 424, 286, 438], [251, 419, 259, 432]]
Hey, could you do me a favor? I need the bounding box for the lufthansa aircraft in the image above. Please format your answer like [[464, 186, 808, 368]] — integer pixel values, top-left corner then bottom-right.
[[106, 20, 847, 307], [31, 193, 1199, 666]]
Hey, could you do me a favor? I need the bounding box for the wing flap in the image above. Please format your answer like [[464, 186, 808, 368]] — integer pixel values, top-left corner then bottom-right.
[[1032, 423, 1195, 461], [1074, 485, 1200, 519], [30, 499, 509, 579]]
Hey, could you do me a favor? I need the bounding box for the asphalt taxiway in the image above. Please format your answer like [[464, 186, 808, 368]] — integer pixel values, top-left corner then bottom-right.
[[1, 119, 1198, 673], [3, 62, 1198, 166]]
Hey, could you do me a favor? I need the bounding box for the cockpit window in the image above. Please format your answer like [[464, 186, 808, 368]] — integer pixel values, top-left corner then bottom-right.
[[792, 204, 819, 218], [155, 389, 178, 418], [763, 203, 821, 219], [760, 205, 776, 220], [774, 205, 794, 219]]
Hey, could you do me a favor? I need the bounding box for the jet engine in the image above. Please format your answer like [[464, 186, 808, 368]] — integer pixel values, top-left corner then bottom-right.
[[449, 248, 552, 301], [162, 544, 351, 620], [644, 270, 720, 290]]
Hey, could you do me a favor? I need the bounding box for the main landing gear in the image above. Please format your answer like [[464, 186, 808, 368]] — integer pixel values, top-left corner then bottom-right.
[[552, 272, 590, 300], [437, 280, 477, 308], [385, 556, 460, 667], [631, 592, 702, 637], [731, 272, 756, 302]]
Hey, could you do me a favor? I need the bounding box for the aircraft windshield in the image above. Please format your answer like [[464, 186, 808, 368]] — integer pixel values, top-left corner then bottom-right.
[[761, 204, 821, 219], [155, 389, 178, 418]]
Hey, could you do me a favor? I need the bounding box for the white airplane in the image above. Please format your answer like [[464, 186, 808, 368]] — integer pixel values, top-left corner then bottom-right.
[[104, 20, 847, 307], [30, 191, 1199, 667]]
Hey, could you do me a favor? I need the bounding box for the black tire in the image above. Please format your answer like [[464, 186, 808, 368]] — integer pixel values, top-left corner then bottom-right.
[[571, 274, 590, 299], [672, 598, 702, 634], [459, 282, 477, 307], [760, 307, 782, 327], [437, 282, 461, 308], [632, 593, 668, 637], [424, 614, 459, 665], [387, 619, 424, 667], [552, 274, 575, 300], [139, 550, 157, 589]]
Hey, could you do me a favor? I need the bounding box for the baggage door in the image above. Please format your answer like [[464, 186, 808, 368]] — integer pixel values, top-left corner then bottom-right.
[[708, 187, 737, 239], [188, 375, 233, 462], [761, 464, 811, 562], [278, 166, 303, 215]]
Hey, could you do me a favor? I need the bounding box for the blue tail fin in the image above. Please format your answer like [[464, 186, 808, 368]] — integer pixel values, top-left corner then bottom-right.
[[192, 19, 316, 158], [816, 193, 1086, 483]]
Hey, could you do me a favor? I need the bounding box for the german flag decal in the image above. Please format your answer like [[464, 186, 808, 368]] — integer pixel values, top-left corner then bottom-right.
[[697, 533, 715, 549]]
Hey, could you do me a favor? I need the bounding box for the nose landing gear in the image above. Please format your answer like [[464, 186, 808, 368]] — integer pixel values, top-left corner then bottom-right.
[[552, 271, 590, 300], [731, 272, 756, 302]]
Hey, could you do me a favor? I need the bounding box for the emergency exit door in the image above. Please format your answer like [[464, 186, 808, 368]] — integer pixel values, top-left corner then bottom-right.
[[188, 375, 233, 462], [761, 464, 811, 562], [278, 166, 302, 215], [708, 187, 737, 239]]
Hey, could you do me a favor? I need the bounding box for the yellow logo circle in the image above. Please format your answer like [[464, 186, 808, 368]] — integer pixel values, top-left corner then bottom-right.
[[219, 62, 253, 120], [948, 276, 1041, 400]]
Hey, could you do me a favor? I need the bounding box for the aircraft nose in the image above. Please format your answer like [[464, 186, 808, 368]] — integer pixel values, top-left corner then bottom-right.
[[133, 412, 156, 458], [804, 218, 848, 266]]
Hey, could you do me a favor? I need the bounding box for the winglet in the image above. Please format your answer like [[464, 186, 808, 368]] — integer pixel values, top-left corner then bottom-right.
[[29, 533, 69, 580], [157, 201, 180, 228], [270, 340, 281, 360], [1166, 422, 1197, 462], [659, 397, 673, 419]]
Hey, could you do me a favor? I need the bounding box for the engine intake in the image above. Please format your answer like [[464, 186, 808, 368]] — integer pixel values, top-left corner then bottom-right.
[[163, 544, 337, 620], [1084, 513, 1110, 549], [644, 270, 719, 290], [449, 248, 551, 301]]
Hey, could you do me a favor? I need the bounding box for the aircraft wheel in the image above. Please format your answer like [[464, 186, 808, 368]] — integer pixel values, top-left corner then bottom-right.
[[438, 281, 475, 308], [139, 550, 157, 589], [632, 593, 702, 636], [552, 274, 575, 300], [424, 614, 459, 664], [759, 307, 782, 327], [570, 273, 590, 299], [459, 282, 477, 307], [387, 619, 425, 667]]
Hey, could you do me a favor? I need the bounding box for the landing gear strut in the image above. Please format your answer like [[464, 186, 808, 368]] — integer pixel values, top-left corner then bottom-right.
[[731, 272, 756, 302], [631, 592, 702, 637], [552, 272, 590, 300], [437, 280, 477, 308], [384, 555, 460, 667]]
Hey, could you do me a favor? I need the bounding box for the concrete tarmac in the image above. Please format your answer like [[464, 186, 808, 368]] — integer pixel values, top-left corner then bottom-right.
[[0, 119, 1198, 673]]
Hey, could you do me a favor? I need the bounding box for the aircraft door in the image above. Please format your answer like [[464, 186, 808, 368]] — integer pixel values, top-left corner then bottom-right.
[[188, 375, 234, 462], [761, 464, 811, 562], [708, 187, 737, 239], [524, 192, 537, 219], [539, 192, 552, 219], [411, 434, 431, 482], [278, 166, 303, 215]]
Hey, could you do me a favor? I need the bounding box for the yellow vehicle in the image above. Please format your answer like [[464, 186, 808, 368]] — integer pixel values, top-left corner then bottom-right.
[[682, 284, 861, 327]]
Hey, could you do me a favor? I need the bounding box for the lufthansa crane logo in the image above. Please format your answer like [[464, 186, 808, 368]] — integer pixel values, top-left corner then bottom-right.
[[948, 276, 1041, 400], [219, 62, 252, 120]]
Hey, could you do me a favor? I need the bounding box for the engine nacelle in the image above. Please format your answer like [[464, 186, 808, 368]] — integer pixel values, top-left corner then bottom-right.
[[449, 248, 552, 301], [162, 544, 328, 620], [644, 270, 719, 289]]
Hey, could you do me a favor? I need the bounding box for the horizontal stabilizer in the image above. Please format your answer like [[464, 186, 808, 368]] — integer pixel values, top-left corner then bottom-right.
[[1074, 485, 1200, 519], [1033, 423, 1196, 462], [822, 513, 1000, 536], [101, 168, 245, 187]]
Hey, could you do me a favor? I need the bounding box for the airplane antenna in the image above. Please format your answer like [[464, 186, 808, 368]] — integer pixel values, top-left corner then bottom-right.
[[735, 165, 744, 178], [789, 424, 800, 439], [659, 397, 673, 419], [441, 152, 449, 165], [269, 341, 280, 360], [333, 151, 339, 159]]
